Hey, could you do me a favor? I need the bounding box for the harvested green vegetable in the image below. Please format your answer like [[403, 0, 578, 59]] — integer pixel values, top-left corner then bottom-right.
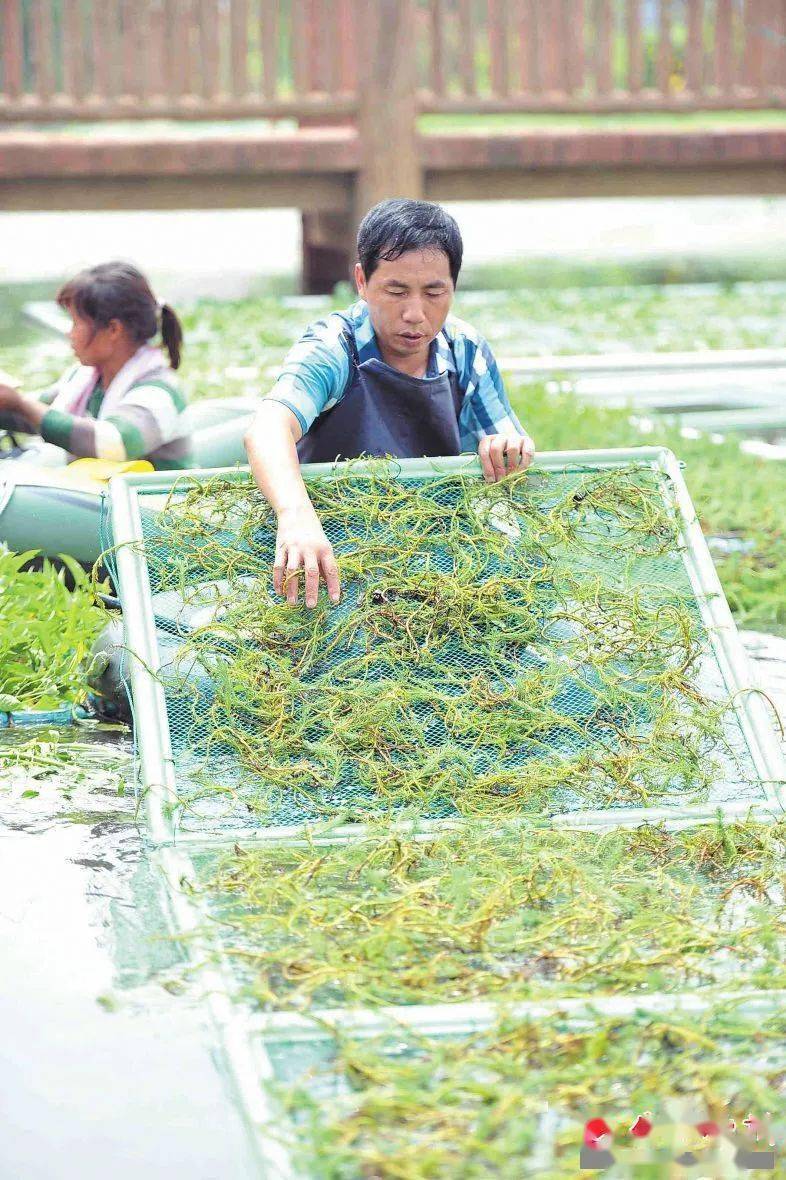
[[192, 818, 786, 1010], [142, 460, 753, 825], [0, 551, 105, 711], [270, 1001, 786, 1178]]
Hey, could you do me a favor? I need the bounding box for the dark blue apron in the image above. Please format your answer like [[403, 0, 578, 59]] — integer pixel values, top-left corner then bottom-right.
[[297, 327, 463, 463]]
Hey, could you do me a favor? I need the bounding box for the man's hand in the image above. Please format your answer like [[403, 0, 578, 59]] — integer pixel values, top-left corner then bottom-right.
[[273, 504, 341, 608], [478, 432, 535, 483]]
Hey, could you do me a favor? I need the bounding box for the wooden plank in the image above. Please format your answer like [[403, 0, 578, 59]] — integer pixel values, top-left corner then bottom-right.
[[565, 0, 585, 94], [321, 0, 341, 93], [356, 0, 422, 217], [199, 0, 220, 98], [91, 0, 111, 101], [769, 0, 783, 93], [517, 0, 538, 93], [714, 0, 735, 93], [1, 0, 24, 100], [594, 0, 614, 94], [657, 0, 672, 97], [305, 0, 321, 91], [32, 0, 55, 102], [290, 0, 309, 95], [742, 0, 763, 91], [261, 0, 280, 98], [162, 0, 181, 100], [458, 0, 477, 95], [488, 0, 510, 97], [133, 0, 151, 99], [337, 0, 356, 92], [687, 0, 705, 96], [429, 0, 446, 97], [540, 0, 564, 92], [627, 0, 643, 92], [766, 0, 786, 91], [60, 0, 82, 100], [227, 0, 246, 96], [146, 0, 167, 102]]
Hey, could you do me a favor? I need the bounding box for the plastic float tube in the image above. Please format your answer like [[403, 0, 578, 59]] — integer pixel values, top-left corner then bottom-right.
[[0, 396, 256, 565]]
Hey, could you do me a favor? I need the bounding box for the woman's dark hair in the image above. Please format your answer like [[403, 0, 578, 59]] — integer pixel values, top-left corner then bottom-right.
[[56, 260, 183, 370], [357, 199, 463, 286]]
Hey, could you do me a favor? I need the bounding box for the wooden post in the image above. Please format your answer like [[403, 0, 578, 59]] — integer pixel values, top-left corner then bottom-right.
[[299, 0, 355, 294], [301, 0, 421, 295], [355, 0, 422, 226]]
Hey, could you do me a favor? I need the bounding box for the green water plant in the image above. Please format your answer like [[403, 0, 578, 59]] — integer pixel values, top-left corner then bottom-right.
[[191, 818, 786, 1011], [271, 1000, 786, 1178], [0, 550, 105, 711], [144, 460, 750, 823]]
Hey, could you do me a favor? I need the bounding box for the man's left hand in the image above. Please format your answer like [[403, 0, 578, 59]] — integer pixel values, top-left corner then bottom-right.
[[478, 432, 535, 483]]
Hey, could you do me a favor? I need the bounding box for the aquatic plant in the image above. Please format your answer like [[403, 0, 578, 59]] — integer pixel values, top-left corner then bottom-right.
[[0, 551, 105, 711], [192, 818, 786, 1010], [271, 1000, 786, 1178], [142, 460, 752, 824]]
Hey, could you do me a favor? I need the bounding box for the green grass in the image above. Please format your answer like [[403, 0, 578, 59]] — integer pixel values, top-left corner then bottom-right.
[[5, 279, 786, 398]]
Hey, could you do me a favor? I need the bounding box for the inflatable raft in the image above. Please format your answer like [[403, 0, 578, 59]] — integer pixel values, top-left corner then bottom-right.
[[0, 397, 256, 565]]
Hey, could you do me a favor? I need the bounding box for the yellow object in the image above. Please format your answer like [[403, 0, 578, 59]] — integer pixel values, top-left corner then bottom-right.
[[65, 458, 154, 484]]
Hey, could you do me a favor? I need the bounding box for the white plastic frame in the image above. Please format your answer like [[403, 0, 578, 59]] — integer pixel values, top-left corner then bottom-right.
[[110, 446, 786, 847]]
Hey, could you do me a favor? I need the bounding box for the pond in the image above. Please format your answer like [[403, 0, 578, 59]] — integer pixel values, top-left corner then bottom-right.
[[0, 731, 258, 1180]]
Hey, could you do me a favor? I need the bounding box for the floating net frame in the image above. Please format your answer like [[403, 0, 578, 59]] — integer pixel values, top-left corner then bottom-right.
[[109, 446, 786, 850], [109, 446, 786, 1178]]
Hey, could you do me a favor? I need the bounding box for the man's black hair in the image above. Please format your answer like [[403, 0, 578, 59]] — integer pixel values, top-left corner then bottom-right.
[[357, 198, 463, 286]]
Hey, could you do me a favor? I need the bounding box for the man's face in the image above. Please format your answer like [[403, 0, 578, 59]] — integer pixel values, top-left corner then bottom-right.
[[355, 249, 454, 369]]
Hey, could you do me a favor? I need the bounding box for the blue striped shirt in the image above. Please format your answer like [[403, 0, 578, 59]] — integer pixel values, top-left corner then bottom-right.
[[266, 300, 522, 450]]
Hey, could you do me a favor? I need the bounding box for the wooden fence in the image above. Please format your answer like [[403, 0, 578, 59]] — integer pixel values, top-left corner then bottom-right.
[[1, 0, 785, 121]]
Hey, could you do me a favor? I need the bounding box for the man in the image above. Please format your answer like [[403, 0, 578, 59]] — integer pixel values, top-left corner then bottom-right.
[[245, 198, 535, 608]]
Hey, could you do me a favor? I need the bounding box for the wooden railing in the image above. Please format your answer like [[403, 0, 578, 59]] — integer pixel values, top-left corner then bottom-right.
[[0, 0, 359, 120], [1, 0, 784, 122], [418, 0, 786, 111]]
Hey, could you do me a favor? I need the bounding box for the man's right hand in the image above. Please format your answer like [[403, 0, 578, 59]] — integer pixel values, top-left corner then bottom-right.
[[273, 504, 341, 608]]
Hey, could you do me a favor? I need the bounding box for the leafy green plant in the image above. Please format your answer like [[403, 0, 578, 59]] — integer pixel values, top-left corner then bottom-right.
[[273, 1001, 786, 1178], [512, 380, 786, 635], [192, 818, 786, 1010], [0, 551, 105, 711], [144, 460, 756, 827]]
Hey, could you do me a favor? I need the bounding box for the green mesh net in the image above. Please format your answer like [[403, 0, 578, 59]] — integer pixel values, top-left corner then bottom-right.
[[109, 452, 781, 838]]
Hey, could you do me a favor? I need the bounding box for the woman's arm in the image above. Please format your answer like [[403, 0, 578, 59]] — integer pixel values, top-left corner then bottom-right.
[[245, 401, 340, 608], [0, 385, 48, 432]]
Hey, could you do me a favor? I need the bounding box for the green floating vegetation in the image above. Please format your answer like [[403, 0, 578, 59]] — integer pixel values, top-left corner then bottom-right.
[[0, 726, 129, 787], [148, 461, 751, 824], [514, 381, 786, 636], [0, 550, 105, 712], [271, 1002, 786, 1179], [192, 819, 786, 1011]]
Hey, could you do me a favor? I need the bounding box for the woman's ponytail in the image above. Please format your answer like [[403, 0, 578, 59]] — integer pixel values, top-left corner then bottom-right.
[[160, 303, 184, 370]]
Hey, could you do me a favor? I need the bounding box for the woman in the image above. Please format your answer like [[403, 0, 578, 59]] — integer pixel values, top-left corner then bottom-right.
[[0, 261, 191, 470]]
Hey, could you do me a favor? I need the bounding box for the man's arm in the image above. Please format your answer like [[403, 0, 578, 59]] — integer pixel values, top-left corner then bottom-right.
[[245, 401, 340, 608]]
